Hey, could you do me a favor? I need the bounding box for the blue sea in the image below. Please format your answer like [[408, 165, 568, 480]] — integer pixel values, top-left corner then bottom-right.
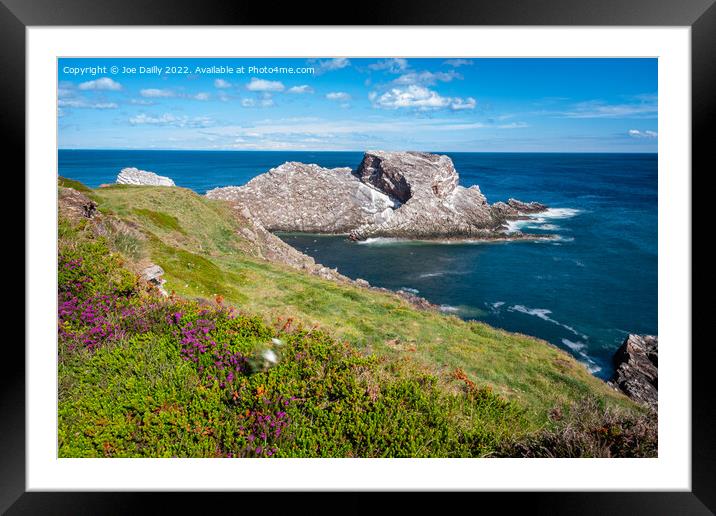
[[58, 149, 658, 379]]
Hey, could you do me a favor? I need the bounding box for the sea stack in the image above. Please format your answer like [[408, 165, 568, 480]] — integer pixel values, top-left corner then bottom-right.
[[206, 151, 549, 241], [116, 167, 175, 186]]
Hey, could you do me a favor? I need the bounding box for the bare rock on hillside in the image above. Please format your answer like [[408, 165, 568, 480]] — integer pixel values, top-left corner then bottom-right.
[[610, 334, 658, 411], [140, 264, 168, 297], [58, 185, 98, 221]]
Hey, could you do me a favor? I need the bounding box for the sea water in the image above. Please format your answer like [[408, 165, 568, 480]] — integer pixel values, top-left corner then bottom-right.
[[58, 150, 657, 379]]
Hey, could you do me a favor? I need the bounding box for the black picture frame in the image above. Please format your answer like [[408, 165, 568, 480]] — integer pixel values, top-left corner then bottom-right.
[[5, 0, 713, 513]]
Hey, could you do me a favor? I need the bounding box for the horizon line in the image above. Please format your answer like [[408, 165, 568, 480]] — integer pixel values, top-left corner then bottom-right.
[[58, 148, 658, 155]]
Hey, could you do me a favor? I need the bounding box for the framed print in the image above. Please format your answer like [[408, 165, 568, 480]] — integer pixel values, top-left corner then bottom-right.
[[6, 0, 714, 513]]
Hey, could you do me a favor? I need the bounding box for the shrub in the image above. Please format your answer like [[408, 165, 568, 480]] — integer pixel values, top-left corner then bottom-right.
[[494, 396, 658, 458]]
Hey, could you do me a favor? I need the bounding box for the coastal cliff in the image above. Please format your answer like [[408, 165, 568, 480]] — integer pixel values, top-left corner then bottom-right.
[[57, 176, 655, 458], [206, 151, 549, 241], [610, 334, 658, 411]]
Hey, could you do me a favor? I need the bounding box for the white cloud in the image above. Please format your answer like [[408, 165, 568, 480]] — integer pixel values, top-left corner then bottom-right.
[[130, 98, 155, 105], [443, 59, 473, 67], [78, 77, 122, 91], [140, 88, 175, 98], [128, 113, 213, 128], [562, 99, 657, 119], [393, 70, 460, 86], [313, 58, 350, 74], [57, 88, 74, 98], [287, 85, 314, 94], [241, 98, 255, 107], [326, 91, 351, 101], [628, 129, 658, 138], [368, 58, 409, 73], [58, 98, 118, 109], [214, 78, 232, 89], [246, 78, 285, 92], [370, 85, 475, 111], [450, 97, 478, 111], [192, 92, 210, 101]]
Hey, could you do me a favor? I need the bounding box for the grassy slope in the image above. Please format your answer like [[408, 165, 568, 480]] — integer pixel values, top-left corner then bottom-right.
[[85, 184, 638, 429]]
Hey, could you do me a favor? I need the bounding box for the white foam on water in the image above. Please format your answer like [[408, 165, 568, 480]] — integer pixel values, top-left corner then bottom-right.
[[562, 338, 586, 351], [535, 223, 561, 231], [578, 352, 603, 374], [357, 237, 405, 245], [504, 207, 580, 235], [541, 207, 582, 219], [492, 301, 505, 309], [439, 305, 460, 313], [508, 304, 589, 340], [400, 287, 419, 294]]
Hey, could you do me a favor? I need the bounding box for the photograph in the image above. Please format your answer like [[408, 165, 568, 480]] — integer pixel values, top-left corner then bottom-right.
[[56, 56, 658, 459]]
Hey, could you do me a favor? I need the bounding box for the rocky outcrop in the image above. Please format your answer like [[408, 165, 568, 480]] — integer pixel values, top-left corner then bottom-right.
[[491, 198, 548, 219], [207, 162, 396, 234], [349, 151, 499, 240], [116, 167, 175, 187], [610, 334, 658, 411], [232, 205, 353, 282], [58, 186, 98, 221], [140, 264, 168, 297], [207, 151, 548, 241]]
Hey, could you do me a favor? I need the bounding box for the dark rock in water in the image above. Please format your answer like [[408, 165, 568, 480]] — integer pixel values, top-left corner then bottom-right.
[[610, 334, 658, 411], [491, 199, 548, 219], [207, 150, 549, 241], [507, 198, 548, 213]]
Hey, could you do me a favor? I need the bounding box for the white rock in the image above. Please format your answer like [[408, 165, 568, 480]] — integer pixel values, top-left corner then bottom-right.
[[116, 167, 175, 186]]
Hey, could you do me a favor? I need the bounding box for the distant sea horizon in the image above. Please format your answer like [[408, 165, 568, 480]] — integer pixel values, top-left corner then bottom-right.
[[59, 147, 657, 154], [58, 148, 658, 380]]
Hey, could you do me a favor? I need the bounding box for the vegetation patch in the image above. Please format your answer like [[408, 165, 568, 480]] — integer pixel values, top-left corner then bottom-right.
[[57, 180, 653, 457], [133, 208, 186, 234]]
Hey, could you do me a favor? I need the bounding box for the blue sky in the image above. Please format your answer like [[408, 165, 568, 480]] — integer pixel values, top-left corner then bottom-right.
[[58, 58, 657, 152]]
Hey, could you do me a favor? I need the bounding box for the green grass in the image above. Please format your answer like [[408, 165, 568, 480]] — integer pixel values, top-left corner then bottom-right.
[[58, 176, 93, 193], [57, 180, 652, 457], [87, 184, 639, 424]]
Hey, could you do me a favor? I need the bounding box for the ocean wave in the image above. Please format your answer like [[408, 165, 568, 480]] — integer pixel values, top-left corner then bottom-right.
[[491, 301, 505, 309], [439, 305, 460, 313], [541, 208, 582, 219], [418, 270, 468, 278], [562, 340, 602, 374], [508, 304, 589, 340], [505, 207, 581, 234], [399, 287, 419, 294], [579, 352, 602, 374], [357, 237, 407, 245], [561, 338, 586, 351]]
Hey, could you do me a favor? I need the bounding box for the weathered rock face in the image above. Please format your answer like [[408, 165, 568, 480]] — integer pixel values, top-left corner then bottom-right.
[[140, 264, 168, 297], [58, 186, 98, 221], [207, 151, 548, 240], [207, 162, 396, 233], [349, 151, 498, 240], [491, 198, 548, 219], [610, 334, 658, 411], [116, 167, 175, 187]]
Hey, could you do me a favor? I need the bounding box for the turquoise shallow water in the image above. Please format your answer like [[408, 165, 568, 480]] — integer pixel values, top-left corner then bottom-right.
[[58, 150, 657, 379]]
